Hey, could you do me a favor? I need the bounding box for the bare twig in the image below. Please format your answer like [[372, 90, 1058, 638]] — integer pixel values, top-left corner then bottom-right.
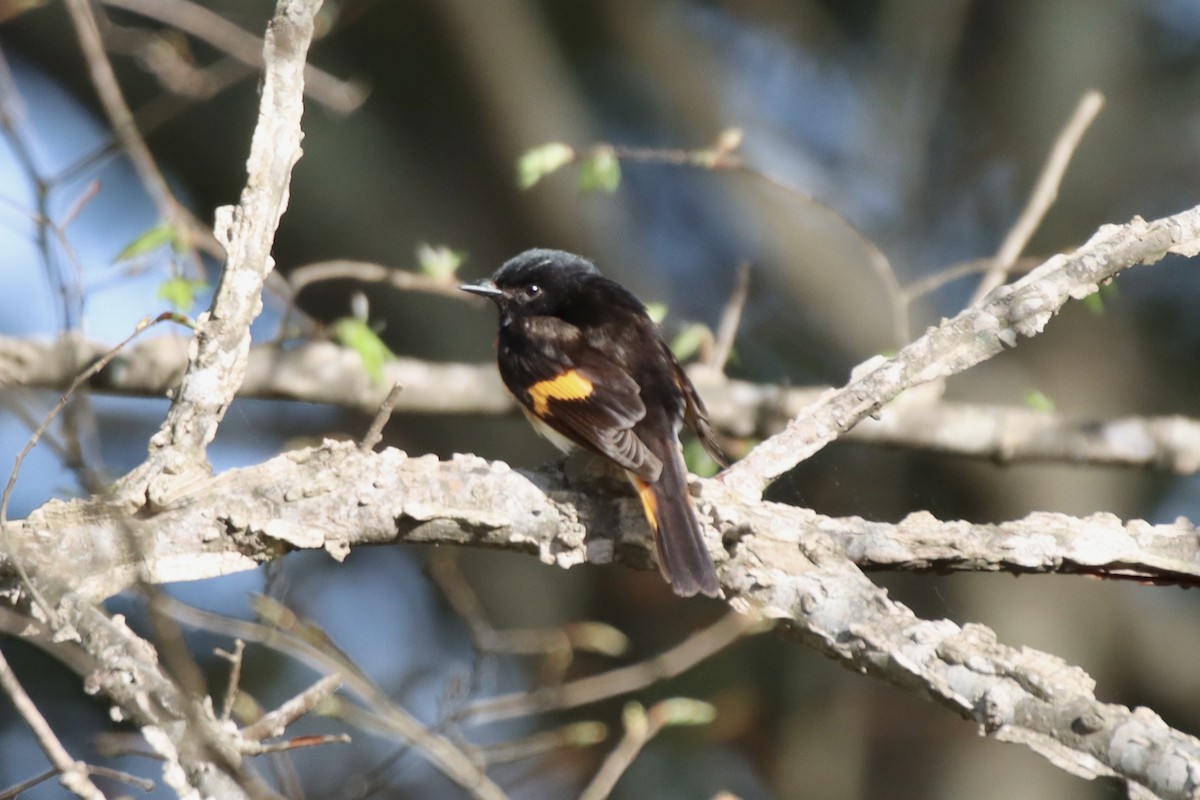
[[461, 610, 764, 725], [579, 700, 713, 800], [1, 313, 181, 624], [241, 673, 344, 742], [251, 733, 352, 754], [1, 314, 180, 523], [1, 769, 67, 800], [578, 705, 654, 800], [0, 648, 105, 800], [719, 203, 1200, 500], [288, 259, 470, 301], [0, 764, 154, 800], [476, 722, 607, 765], [971, 90, 1106, 302], [900, 255, 1040, 303], [99, 0, 367, 114], [64, 0, 190, 244], [0, 47, 82, 330], [216, 639, 247, 721], [360, 382, 404, 452], [603, 137, 910, 346], [706, 261, 750, 372], [158, 596, 510, 800], [429, 551, 627, 694]]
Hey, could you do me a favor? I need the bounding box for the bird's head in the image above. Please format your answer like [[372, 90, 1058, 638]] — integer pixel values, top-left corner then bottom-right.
[[460, 248, 600, 319]]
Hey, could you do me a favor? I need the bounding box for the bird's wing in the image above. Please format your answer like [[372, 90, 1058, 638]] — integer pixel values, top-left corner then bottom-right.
[[505, 318, 663, 481], [671, 356, 728, 468]]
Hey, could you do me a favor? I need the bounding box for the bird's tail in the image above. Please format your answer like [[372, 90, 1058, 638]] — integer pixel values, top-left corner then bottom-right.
[[631, 447, 720, 598]]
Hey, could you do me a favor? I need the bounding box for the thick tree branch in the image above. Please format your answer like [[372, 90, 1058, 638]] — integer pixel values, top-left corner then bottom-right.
[[8, 442, 1198, 602], [1, 3, 327, 799], [115, 0, 319, 510], [4, 440, 1199, 796], [5, 335, 1200, 472]]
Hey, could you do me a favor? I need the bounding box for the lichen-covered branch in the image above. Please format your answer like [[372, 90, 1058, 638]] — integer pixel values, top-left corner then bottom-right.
[[7, 443, 1200, 601], [5, 440, 1199, 796], [115, 0, 320, 509]]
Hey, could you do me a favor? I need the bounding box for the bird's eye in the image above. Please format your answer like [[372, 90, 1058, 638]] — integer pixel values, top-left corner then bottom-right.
[[524, 284, 541, 298]]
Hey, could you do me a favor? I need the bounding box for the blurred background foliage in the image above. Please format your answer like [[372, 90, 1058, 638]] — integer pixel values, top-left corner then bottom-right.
[[2, 1, 1200, 798]]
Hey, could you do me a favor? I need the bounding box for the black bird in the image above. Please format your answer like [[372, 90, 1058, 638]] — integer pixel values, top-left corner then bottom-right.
[[462, 248, 724, 597]]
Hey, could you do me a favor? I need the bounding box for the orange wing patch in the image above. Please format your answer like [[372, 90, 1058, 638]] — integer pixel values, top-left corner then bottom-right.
[[528, 370, 594, 416]]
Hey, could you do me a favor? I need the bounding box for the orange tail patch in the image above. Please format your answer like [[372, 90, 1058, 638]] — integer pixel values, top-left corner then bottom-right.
[[632, 476, 659, 531]]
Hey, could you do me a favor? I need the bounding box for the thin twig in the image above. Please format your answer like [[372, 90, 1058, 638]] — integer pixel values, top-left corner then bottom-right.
[[578, 701, 709, 800], [0, 648, 105, 800], [98, 0, 367, 114], [360, 382, 404, 452], [476, 722, 607, 765], [461, 609, 765, 725], [971, 90, 1105, 303], [900, 255, 1040, 302], [719, 205, 1199, 500], [159, 596, 509, 800], [578, 709, 654, 800], [64, 0, 183, 235], [84, 765, 157, 793], [0, 313, 182, 623], [0, 769, 61, 800], [428, 552, 627, 694], [216, 639, 247, 722], [288, 260, 469, 301], [707, 262, 750, 372], [242, 673, 344, 741], [0, 313, 183, 520], [607, 138, 910, 347], [250, 733, 352, 754]]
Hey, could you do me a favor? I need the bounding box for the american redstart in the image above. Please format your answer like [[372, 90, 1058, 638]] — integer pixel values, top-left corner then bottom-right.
[[461, 248, 724, 597]]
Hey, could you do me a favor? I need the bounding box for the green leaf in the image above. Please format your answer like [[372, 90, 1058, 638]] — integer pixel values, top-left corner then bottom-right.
[[644, 302, 667, 325], [670, 323, 710, 363], [416, 243, 465, 279], [516, 142, 575, 189], [566, 622, 630, 657], [115, 222, 185, 262], [231, 692, 263, 726], [1024, 389, 1056, 413], [562, 722, 607, 748], [578, 146, 621, 193], [156, 276, 209, 312], [1081, 291, 1104, 314], [683, 438, 721, 478], [334, 317, 395, 385], [1081, 282, 1119, 315], [649, 698, 717, 727]]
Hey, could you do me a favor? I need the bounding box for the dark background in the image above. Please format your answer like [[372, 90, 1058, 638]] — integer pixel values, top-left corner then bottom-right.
[[2, 1, 1200, 797]]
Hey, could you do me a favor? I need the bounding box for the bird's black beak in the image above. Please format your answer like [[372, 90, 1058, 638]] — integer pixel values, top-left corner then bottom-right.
[[460, 280, 503, 300]]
